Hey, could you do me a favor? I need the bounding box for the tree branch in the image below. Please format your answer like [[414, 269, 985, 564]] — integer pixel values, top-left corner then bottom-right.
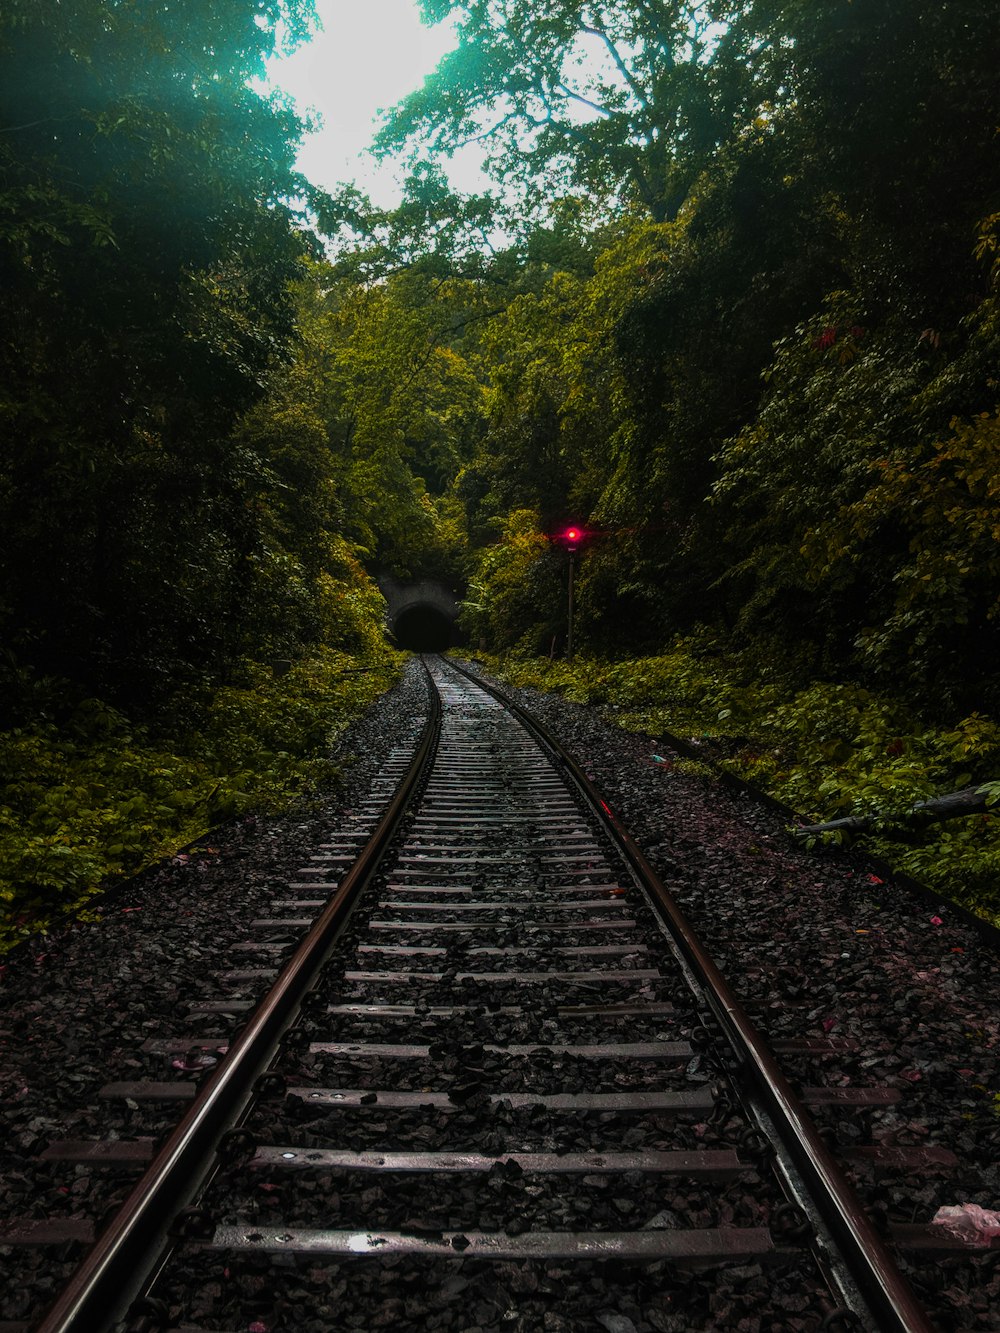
[[634, 0, 679, 65], [628, 159, 663, 219], [794, 784, 997, 840], [463, 108, 523, 146], [1, 117, 66, 134], [527, 81, 607, 155], [553, 81, 614, 120], [580, 21, 652, 109]]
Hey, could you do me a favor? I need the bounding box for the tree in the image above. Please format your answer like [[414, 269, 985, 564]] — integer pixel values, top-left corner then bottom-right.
[[376, 1, 748, 222], [246, 260, 484, 584], [461, 508, 563, 652], [0, 0, 321, 709], [319, 162, 503, 282], [721, 0, 1000, 322]]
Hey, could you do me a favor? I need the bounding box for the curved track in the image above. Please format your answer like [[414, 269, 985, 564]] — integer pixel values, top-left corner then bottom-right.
[[5, 658, 981, 1330]]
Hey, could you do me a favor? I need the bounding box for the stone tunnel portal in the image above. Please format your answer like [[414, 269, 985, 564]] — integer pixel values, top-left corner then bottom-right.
[[380, 577, 464, 654]]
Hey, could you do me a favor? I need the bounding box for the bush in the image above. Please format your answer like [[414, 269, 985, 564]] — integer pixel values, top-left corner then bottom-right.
[[0, 644, 402, 953]]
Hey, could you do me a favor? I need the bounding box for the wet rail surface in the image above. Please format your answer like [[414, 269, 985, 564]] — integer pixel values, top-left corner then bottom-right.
[[2, 658, 992, 1330]]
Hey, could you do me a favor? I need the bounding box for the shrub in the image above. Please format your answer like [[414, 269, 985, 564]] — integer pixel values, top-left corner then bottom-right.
[[0, 644, 402, 952]]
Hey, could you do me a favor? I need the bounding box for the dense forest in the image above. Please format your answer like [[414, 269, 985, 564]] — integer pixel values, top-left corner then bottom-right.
[[3, 0, 1000, 943]]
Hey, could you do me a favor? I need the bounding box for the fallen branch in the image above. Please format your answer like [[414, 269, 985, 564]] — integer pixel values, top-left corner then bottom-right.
[[794, 784, 997, 839]]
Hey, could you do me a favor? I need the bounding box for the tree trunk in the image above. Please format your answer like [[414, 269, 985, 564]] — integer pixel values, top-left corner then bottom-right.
[[794, 785, 995, 838]]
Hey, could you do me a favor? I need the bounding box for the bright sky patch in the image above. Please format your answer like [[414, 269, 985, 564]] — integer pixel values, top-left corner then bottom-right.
[[264, 0, 490, 205]]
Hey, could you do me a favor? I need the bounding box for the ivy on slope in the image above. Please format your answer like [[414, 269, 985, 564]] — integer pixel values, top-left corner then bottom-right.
[[0, 646, 402, 954], [481, 646, 1000, 929]]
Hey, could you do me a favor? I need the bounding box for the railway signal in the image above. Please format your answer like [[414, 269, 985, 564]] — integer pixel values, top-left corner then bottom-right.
[[553, 525, 588, 659]]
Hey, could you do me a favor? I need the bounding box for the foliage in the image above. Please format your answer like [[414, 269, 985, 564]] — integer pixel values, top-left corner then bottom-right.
[[318, 163, 503, 282], [460, 509, 564, 654], [457, 211, 709, 647], [711, 296, 929, 656], [723, 0, 1000, 323], [0, 0, 322, 708], [713, 289, 1000, 714], [243, 260, 484, 584], [480, 646, 1000, 928], [377, 1, 750, 223], [811, 409, 1000, 715], [0, 642, 402, 954], [417, 0, 1000, 713]]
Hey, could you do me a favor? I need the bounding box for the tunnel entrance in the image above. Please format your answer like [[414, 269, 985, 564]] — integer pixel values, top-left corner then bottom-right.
[[392, 602, 456, 652], [380, 575, 463, 653]]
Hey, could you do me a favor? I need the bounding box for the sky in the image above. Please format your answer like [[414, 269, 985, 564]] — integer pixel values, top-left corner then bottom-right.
[[264, 0, 493, 207]]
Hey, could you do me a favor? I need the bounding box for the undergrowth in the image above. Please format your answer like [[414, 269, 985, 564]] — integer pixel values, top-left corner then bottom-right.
[[0, 646, 403, 953], [473, 642, 1000, 928]]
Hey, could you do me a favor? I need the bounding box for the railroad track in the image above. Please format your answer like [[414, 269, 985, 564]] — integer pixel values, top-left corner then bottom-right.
[[2, 657, 992, 1331]]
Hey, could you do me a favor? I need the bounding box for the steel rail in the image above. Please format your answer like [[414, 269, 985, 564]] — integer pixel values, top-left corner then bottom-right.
[[446, 657, 934, 1333], [34, 667, 441, 1333]]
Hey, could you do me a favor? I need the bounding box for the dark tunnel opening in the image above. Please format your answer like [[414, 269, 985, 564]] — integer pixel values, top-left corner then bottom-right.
[[392, 603, 459, 652]]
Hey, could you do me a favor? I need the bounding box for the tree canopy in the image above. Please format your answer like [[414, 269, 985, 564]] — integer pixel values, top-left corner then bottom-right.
[[0, 0, 323, 706], [5, 0, 1000, 722], [376, 0, 744, 221]]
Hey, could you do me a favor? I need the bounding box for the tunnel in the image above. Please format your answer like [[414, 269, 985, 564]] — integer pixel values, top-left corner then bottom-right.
[[380, 576, 464, 653], [392, 601, 457, 652]]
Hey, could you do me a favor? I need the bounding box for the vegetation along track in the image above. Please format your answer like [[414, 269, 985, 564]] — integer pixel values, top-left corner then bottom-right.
[[2, 658, 995, 1331]]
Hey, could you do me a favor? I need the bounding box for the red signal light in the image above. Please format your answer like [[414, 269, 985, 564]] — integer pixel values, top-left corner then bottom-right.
[[553, 524, 588, 549]]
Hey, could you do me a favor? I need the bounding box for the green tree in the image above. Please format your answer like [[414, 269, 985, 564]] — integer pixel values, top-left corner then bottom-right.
[[711, 297, 929, 655], [0, 0, 321, 710], [246, 261, 485, 585], [319, 162, 503, 282], [711, 266, 1000, 716], [376, 1, 747, 222], [461, 508, 563, 652], [722, 0, 1000, 321]]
